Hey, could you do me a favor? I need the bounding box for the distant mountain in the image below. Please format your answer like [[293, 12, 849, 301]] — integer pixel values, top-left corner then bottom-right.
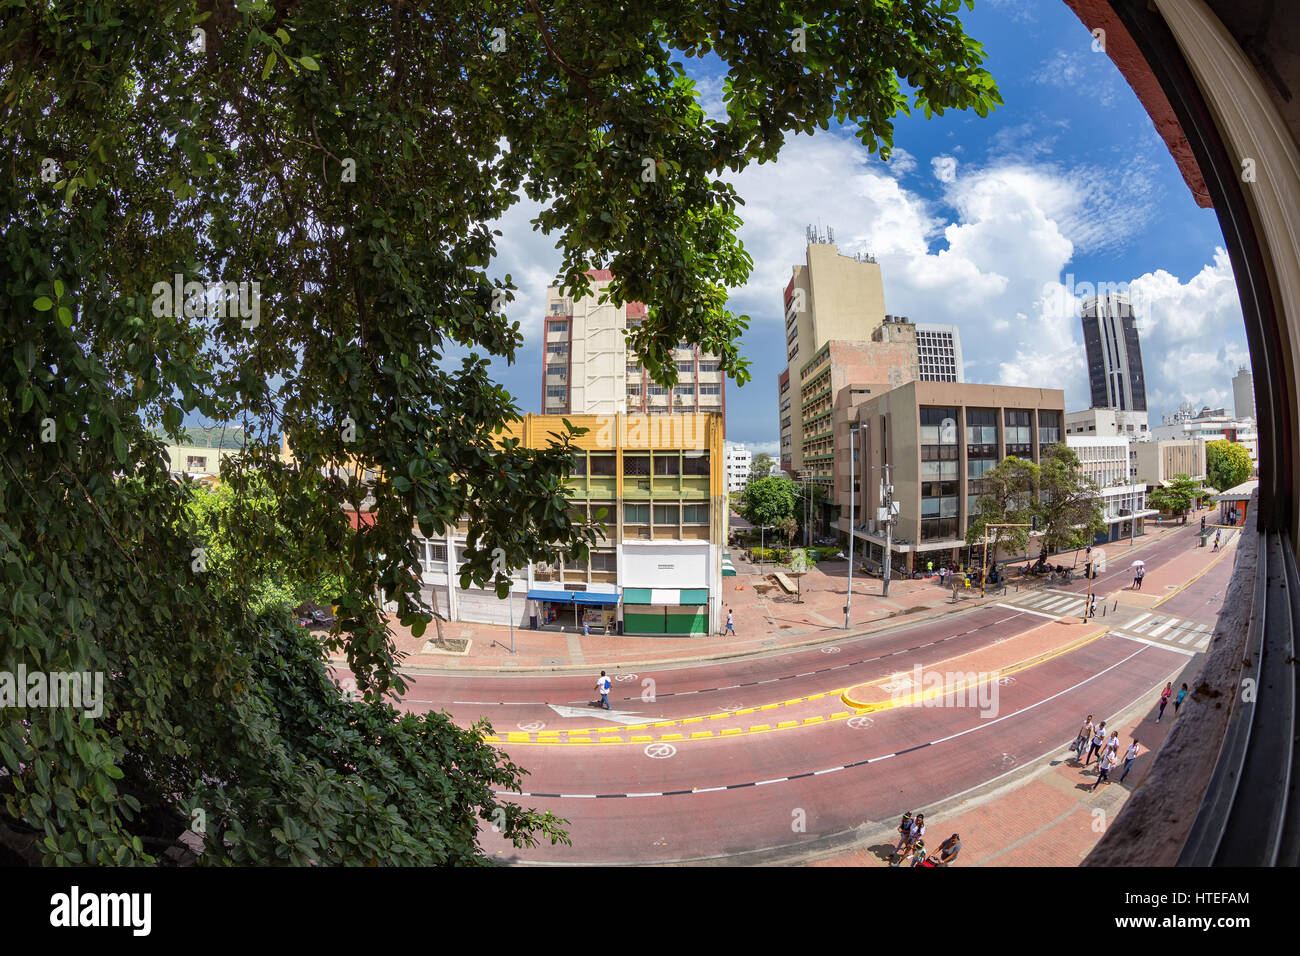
[[150, 425, 249, 449]]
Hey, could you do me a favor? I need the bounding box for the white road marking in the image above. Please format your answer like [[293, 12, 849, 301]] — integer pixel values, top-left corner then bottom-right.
[[547, 704, 647, 724], [1149, 620, 1176, 638], [1110, 631, 1196, 656], [995, 602, 1058, 620], [1125, 613, 1153, 629]]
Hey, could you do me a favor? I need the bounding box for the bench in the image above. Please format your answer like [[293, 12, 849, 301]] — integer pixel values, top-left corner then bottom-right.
[[772, 572, 798, 594]]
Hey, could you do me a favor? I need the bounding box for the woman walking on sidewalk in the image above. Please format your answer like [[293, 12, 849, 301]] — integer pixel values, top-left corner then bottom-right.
[[1157, 683, 1172, 722], [1174, 682, 1189, 716], [1092, 748, 1116, 790], [1085, 720, 1107, 767]]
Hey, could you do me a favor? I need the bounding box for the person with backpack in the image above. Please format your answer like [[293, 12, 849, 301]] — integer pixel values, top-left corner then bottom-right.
[[593, 670, 611, 710], [1174, 683, 1189, 716], [1085, 720, 1107, 768], [1072, 715, 1094, 764], [1157, 683, 1172, 722]]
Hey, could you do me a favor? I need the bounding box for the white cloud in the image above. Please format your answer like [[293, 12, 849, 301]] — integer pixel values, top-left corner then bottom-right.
[[1031, 49, 1121, 108], [931, 155, 958, 183], [886, 147, 917, 176]]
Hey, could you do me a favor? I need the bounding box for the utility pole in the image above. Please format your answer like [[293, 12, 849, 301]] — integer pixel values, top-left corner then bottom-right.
[[845, 427, 857, 628], [882, 464, 894, 598]]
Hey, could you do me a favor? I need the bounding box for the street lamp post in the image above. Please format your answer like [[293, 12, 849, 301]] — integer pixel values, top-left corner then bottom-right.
[[845, 425, 857, 628]]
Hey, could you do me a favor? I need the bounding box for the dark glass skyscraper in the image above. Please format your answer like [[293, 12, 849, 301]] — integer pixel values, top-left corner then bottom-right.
[[1082, 293, 1147, 412]]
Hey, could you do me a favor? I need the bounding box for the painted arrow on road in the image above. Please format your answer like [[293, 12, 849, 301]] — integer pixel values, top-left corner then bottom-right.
[[549, 703, 652, 725]]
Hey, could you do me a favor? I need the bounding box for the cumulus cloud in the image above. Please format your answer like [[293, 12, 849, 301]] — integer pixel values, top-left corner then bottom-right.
[[931, 155, 958, 183]]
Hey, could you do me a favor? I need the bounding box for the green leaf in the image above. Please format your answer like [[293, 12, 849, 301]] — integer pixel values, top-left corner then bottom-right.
[[53, 279, 64, 298], [263, 51, 277, 80], [33, 296, 53, 311], [299, 56, 319, 71], [113, 431, 128, 465], [58, 306, 73, 327]]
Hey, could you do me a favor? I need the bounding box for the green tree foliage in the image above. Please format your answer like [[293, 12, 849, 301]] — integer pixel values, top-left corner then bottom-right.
[[966, 456, 1038, 568], [741, 476, 798, 528], [1148, 473, 1204, 516], [187, 475, 347, 617], [1, 1, 999, 864], [1205, 440, 1253, 491], [1034, 444, 1105, 558], [750, 452, 775, 480]]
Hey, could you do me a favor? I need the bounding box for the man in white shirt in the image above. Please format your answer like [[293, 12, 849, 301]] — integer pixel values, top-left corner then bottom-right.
[[594, 671, 611, 710]]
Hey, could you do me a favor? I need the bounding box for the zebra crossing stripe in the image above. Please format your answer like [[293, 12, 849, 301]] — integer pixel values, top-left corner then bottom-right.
[[1192, 636, 1210, 650], [1111, 631, 1197, 656], [1176, 630, 1199, 645], [1127, 612, 1153, 629], [1149, 620, 1176, 638]]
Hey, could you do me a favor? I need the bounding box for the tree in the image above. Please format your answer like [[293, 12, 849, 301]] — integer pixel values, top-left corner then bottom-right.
[[794, 481, 827, 542], [1148, 474, 1203, 519], [741, 475, 799, 528], [966, 456, 1039, 570], [1, 2, 999, 864], [1206, 440, 1253, 491], [751, 452, 775, 481], [1034, 444, 1105, 560]]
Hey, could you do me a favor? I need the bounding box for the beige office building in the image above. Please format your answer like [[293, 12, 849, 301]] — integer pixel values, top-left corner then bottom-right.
[[542, 270, 725, 417], [1134, 438, 1208, 486], [835, 382, 1066, 572], [778, 238, 888, 474]]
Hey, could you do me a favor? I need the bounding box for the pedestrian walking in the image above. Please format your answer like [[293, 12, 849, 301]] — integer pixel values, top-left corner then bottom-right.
[[1087, 593, 1097, 620], [1105, 730, 1120, 763], [1085, 720, 1107, 767], [1157, 682, 1172, 722], [723, 608, 735, 637], [934, 833, 962, 867], [1072, 715, 1094, 763], [594, 670, 611, 710], [893, 837, 927, 868], [1213, 530, 1222, 551], [583, 619, 590, 638], [1134, 565, 1145, 590], [1092, 748, 1115, 790], [1174, 682, 1189, 715], [1119, 740, 1141, 784], [927, 560, 934, 576], [894, 811, 915, 856]]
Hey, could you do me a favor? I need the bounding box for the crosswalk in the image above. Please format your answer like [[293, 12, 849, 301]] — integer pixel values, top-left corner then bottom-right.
[[995, 588, 1214, 655]]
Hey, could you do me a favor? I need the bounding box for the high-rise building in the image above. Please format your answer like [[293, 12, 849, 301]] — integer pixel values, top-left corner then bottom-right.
[[1082, 293, 1147, 412], [916, 324, 965, 382], [724, 442, 752, 493], [1232, 365, 1256, 421], [542, 270, 726, 417], [777, 234, 889, 476]]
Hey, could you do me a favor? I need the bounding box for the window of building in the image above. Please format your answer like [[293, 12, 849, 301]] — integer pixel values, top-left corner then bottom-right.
[[683, 504, 709, 524], [674, 386, 694, 396], [698, 361, 719, 373], [589, 454, 616, 476], [1005, 408, 1033, 457], [627, 385, 641, 396], [546, 343, 568, 355], [589, 552, 617, 571], [648, 385, 667, 396], [546, 364, 567, 379], [571, 455, 587, 476], [1039, 410, 1061, 446], [653, 504, 678, 524], [653, 454, 680, 476], [624, 503, 650, 523], [623, 455, 650, 476], [548, 321, 568, 333], [677, 361, 694, 373], [683, 452, 709, 476], [546, 386, 567, 399], [699, 385, 721, 395], [186, 455, 208, 471]]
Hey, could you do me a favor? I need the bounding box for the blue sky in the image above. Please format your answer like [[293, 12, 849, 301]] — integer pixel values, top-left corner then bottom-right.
[[480, 0, 1252, 457]]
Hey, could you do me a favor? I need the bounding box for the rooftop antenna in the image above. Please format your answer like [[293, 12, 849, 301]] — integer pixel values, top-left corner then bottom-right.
[[827, 226, 835, 244]]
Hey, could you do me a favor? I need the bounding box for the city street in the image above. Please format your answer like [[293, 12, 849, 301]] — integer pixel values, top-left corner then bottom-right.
[[346, 510, 1236, 865]]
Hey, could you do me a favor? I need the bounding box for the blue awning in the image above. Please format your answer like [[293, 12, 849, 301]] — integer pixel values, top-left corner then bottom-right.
[[526, 588, 618, 606]]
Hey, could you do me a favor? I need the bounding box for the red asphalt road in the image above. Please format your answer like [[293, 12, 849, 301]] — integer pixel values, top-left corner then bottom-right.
[[475, 634, 1186, 863], [1154, 546, 1237, 622], [390, 604, 1060, 729], [331, 520, 1217, 864]]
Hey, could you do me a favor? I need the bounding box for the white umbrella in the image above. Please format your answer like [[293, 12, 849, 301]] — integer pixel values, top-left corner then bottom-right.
[[1130, 559, 1145, 567]]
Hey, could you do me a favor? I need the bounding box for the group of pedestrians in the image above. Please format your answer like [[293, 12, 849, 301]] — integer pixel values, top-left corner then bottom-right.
[[1071, 715, 1142, 790], [1156, 681, 1188, 722], [890, 810, 961, 867]]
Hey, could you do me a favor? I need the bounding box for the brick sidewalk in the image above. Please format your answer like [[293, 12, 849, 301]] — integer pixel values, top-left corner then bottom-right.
[[338, 506, 1217, 675]]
